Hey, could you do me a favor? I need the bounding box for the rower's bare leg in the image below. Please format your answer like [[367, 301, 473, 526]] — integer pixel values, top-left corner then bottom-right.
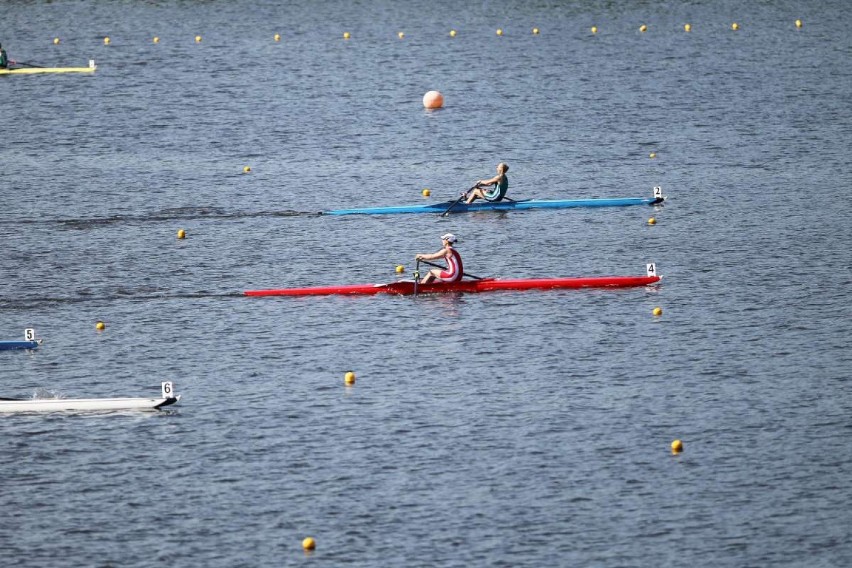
[[465, 188, 484, 204], [420, 269, 440, 284]]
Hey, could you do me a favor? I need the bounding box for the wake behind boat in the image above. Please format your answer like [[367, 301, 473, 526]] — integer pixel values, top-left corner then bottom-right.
[[323, 187, 664, 216], [245, 264, 661, 297], [0, 382, 180, 413]]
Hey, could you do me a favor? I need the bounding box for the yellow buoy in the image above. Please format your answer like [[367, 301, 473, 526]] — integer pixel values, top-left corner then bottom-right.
[[684, 23, 691, 32], [648, 217, 657, 226], [153, 37, 160, 44], [274, 34, 281, 42], [195, 35, 202, 43], [343, 31, 351, 39], [449, 29, 457, 37], [639, 24, 647, 33], [243, 166, 251, 173], [302, 537, 316, 551], [344, 371, 356, 386], [649, 152, 656, 158], [496, 28, 503, 36], [671, 439, 683, 453], [395, 265, 405, 274], [422, 188, 431, 197], [653, 306, 663, 316], [795, 19, 803, 29], [423, 90, 444, 109], [177, 229, 186, 239], [398, 31, 405, 39], [96, 321, 106, 331], [731, 22, 739, 31], [53, 37, 61, 45], [591, 26, 598, 34], [532, 28, 540, 35], [104, 37, 111, 45]]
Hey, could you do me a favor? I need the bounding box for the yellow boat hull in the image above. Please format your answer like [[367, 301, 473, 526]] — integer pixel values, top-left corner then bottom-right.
[[0, 65, 96, 75]]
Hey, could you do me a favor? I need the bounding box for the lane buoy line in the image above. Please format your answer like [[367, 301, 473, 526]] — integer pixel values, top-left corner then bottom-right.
[[38, 22, 805, 47]]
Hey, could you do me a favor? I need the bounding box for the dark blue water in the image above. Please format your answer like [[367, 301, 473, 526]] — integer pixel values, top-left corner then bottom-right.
[[2, 2, 851, 566]]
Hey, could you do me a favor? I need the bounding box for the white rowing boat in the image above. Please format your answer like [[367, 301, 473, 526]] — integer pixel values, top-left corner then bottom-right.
[[0, 382, 180, 413], [0, 60, 97, 75]]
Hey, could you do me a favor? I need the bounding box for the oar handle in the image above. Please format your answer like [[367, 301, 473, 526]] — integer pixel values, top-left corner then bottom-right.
[[419, 259, 483, 281]]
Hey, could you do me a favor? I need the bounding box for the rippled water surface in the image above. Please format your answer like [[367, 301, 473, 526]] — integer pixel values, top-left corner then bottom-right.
[[2, 1, 851, 566]]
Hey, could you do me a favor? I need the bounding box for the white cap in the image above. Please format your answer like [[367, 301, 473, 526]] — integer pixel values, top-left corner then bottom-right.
[[441, 233, 457, 243]]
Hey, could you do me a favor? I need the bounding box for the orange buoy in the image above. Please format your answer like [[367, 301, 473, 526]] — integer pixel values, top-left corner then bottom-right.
[[423, 91, 444, 109]]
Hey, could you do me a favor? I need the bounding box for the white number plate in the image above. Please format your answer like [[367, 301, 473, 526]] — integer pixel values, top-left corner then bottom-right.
[[162, 382, 174, 399]]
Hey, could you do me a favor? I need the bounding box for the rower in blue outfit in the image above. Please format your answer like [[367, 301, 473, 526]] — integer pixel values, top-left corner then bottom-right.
[[0, 44, 9, 69], [465, 162, 509, 204]]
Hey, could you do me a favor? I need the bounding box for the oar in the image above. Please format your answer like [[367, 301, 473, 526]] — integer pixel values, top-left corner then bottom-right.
[[413, 259, 420, 296], [441, 185, 477, 217], [419, 259, 484, 280], [11, 61, 46, 68]]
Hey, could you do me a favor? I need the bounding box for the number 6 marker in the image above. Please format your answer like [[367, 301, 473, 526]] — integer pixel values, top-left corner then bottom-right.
[[162, 382, 174, 399]]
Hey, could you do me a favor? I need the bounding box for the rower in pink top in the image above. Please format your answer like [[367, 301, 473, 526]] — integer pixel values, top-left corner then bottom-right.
[[416, 233, 463, 284]]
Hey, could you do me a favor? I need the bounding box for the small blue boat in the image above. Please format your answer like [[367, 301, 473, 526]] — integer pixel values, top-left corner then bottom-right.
[[0, 340, 40, 351], [1, 329, 42, 351], [324, 192, 664, 216]]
